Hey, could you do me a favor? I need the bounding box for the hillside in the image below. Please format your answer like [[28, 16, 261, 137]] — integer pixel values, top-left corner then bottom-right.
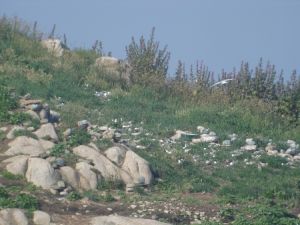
[[1, 17, 300, 225]]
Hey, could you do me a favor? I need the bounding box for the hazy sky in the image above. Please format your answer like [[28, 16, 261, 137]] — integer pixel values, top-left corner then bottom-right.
[[1, 0, 299, 77]]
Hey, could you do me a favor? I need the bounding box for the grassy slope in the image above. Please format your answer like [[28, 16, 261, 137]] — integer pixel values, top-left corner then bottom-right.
[[1, 19, 300, 224]]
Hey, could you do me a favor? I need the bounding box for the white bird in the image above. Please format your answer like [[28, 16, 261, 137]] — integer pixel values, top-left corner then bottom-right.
[[209, 78, 235, 88]]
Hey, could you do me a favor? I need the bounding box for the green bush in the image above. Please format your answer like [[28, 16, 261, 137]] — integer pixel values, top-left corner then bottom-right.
[[126, 27, 170, 87], [66, 191, 82, 201], [50, 143, 66, 157], [67, 128, 91, 147], [9, 112, 30, 125]]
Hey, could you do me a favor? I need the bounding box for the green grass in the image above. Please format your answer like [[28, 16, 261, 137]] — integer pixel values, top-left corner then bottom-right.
[[1, 17, 300, 224]]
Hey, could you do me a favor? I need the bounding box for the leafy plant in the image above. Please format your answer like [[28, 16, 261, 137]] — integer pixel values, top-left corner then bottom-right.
[[66, 191, 82, 201], [126, 27, 170, 87], [67, 128, 91, 147], [50, 143, 66, 157]]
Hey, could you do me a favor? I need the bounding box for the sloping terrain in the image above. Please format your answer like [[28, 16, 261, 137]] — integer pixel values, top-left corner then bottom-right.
[[0, 17, 300, 225]]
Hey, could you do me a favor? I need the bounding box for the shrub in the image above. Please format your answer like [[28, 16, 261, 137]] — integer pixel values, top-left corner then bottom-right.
[[49, 143, 66, 157], [67, 128, 91, 147], [66, 191, 82, 201], [126, 27, 170, 87]]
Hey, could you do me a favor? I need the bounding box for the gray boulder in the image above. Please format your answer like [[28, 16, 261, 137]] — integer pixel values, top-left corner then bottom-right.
[[122, 150, 153, 185], [76, 162, 98, 190], [33, 210, 51, 225], [3, 155, 29, 176], [0, 208, 28, 225], [5, 136, 51, 156], [34, 123, 58, 142], [26, 158, 60, 189], [59, 166, 80, 190]]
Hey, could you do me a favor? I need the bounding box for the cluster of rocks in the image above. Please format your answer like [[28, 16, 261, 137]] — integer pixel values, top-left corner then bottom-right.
[[0, 209, 54, 225], [170, 126, 219, 144], [1, 97, 154, 197], [0, 208, 170, 225], [265, 139, 300, 163], [20, 94, 60, 125], [127, 199, 220, 224]]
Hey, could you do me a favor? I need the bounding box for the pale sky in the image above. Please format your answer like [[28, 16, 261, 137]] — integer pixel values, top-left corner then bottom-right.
[[1, 0, 299, 77]]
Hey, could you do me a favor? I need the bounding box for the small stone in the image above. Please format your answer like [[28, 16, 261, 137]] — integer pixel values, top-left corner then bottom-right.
[[222, 140, 231, 146], [63, 128, 73, 137], [130, 205, 137, 209], [245, 138, 255, 145], [31, 104, 43, 112], [55, 158, 65, 167], [78, 120, 90, 129], [50, 189, 57, 195], [57, 181, 65, 189]]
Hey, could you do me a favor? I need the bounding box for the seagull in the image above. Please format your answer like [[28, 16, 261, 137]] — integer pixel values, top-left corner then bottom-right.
[[209, 78, 235, 88]]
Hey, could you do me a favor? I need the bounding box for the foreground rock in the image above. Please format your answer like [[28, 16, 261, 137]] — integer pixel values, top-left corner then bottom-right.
[[26, 158, 60, 189], [90, 215, 171, 225], [0, 208, 28, 225], [33, 210, 51, 225]]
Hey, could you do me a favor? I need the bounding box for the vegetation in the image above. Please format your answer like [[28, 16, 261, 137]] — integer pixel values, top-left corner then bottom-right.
[[0, 16, 300, 224]]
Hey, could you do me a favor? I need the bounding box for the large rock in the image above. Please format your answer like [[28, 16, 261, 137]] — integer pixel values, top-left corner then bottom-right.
[[105, 146, 126, 166], [5, 136, 51, 156], [34, 123, 58, 142], [76, 162, 98, 190], [3, 155, 29, 176], [0, 208, 28, 225], [122, 150, 153, 185], [26, 158, 60, 189], [59, 166, 80, 190], [33, 210, 51, 225], [90, 215, 170, 225], [73, 145, 133, 184], [41, 39, 65, 57]]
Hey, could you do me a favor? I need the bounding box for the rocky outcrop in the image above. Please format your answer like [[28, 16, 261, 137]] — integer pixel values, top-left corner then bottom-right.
[[73, 145, 133, 184]]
